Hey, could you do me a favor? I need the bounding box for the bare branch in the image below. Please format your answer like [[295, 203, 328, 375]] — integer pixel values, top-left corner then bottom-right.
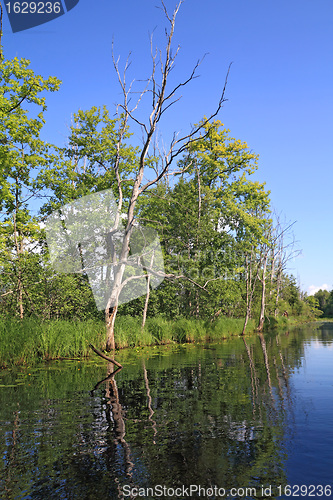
[[0, 86, 35, 114], [101, 0, 230, 348], [137, 63, 232, 194]]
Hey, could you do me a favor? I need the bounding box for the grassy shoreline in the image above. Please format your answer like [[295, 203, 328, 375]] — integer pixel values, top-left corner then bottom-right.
[[0, 313, 317, 368], [0, 316, 257, 368]]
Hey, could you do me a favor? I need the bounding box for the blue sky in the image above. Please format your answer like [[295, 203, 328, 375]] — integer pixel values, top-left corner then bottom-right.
[[1, 0, 333, 295]]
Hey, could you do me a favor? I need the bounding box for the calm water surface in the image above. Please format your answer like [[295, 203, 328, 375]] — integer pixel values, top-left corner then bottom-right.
[[0, 323, 333, 499]]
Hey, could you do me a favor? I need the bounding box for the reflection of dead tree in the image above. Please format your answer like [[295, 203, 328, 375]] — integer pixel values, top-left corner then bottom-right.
[[276, 335, 292, 405], [258, 333, 274, 403], [103, 363, 134, 498], [273, 356, 285, 408], [91, 365, 133, 498], [90, 366, 123, 394], [4, 404, 20, 498], [278, 351, 288, 386], [242, 338, 259, 416], [143, 362, 157, 444]]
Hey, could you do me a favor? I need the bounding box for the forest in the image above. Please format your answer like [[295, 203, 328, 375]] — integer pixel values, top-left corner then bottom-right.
[[0, 5, 319, 365]]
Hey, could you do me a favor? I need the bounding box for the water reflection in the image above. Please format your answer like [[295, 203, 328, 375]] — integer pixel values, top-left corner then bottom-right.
[[1, 324, 333, 499]]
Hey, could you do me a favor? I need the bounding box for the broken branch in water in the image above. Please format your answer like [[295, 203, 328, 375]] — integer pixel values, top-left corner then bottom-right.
[[89, 344, 123, 368]]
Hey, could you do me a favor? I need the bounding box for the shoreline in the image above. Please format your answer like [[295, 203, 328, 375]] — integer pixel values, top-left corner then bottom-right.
[[0, 315, 318, 369]]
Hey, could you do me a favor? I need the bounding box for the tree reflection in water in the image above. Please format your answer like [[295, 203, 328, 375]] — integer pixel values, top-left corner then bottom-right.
[[1, 327, 326, 499], [88, 332, 293, 496]]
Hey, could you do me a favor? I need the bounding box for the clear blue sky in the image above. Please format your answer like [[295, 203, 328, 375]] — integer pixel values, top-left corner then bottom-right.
[[1, 0, 333, 295]]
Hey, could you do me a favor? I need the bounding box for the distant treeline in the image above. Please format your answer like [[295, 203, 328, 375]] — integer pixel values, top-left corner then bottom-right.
[[309, 289, 333, 317]]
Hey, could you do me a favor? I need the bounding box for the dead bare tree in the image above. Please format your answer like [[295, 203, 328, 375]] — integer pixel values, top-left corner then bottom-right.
[[104, 1, 231, 351], [256, 214, 274, 332], [268, 213, 300, 318], [257, 242, 269, 332], [141, 250, 155, 330], [242, 244, 259, 335]]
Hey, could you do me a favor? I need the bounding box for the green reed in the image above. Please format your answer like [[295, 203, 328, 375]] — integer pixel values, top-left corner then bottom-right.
[[0, 315, 256, 367]]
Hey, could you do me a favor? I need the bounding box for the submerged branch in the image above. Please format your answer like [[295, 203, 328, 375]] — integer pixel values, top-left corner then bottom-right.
[[89, 344, 123, 368]]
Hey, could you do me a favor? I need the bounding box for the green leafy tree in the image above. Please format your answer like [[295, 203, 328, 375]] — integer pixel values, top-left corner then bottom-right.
[[0, 56, 60, 318], [305, 295, 322, 318], [138, 120, 271, 323], [40, 3, 231, 351], [313, 288, 330, 315], [318, 289, 333, 317]]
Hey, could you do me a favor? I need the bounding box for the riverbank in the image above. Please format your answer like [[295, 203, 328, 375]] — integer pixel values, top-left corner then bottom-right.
[[0, 316, 258, 368], [0, 313, 316, 368], [263, 314, 314, 330]]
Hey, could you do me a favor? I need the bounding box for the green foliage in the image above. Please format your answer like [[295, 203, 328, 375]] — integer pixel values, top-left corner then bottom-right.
[[38, 106, 139, 214], [311, 288, 333, 317], [0, 317, 105, 367], [323, 292, 333, 317], [114, 315, 154, 348], [313, 288, 330, 311], [264, 315, 288, 330], [137, 121, 272, 322], [184, 119, 270, 239], [0, 257, 98, 320], [305, 295, 323, 317], [0, 56, 60, 219], [0, 315, 256, 366], [210, 317, 255, 338], [0, 56, 62, 319], [0, 54, 313, 356]]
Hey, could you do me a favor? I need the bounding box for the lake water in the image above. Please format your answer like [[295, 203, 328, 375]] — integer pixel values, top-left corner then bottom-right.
[[0, 323, 333, 499]]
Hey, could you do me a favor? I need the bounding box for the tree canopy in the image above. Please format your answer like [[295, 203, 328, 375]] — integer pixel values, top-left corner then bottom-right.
[[0, 5, 311, 350]]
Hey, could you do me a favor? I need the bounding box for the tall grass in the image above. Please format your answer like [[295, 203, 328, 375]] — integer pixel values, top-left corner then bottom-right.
[[0, 318, 105, 368], [264, 314, 312, 331], [115, 315, 255, 347], [115, 316, 155, 348], [209, 317, 256, 340], [0, 315, 256, 367]]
